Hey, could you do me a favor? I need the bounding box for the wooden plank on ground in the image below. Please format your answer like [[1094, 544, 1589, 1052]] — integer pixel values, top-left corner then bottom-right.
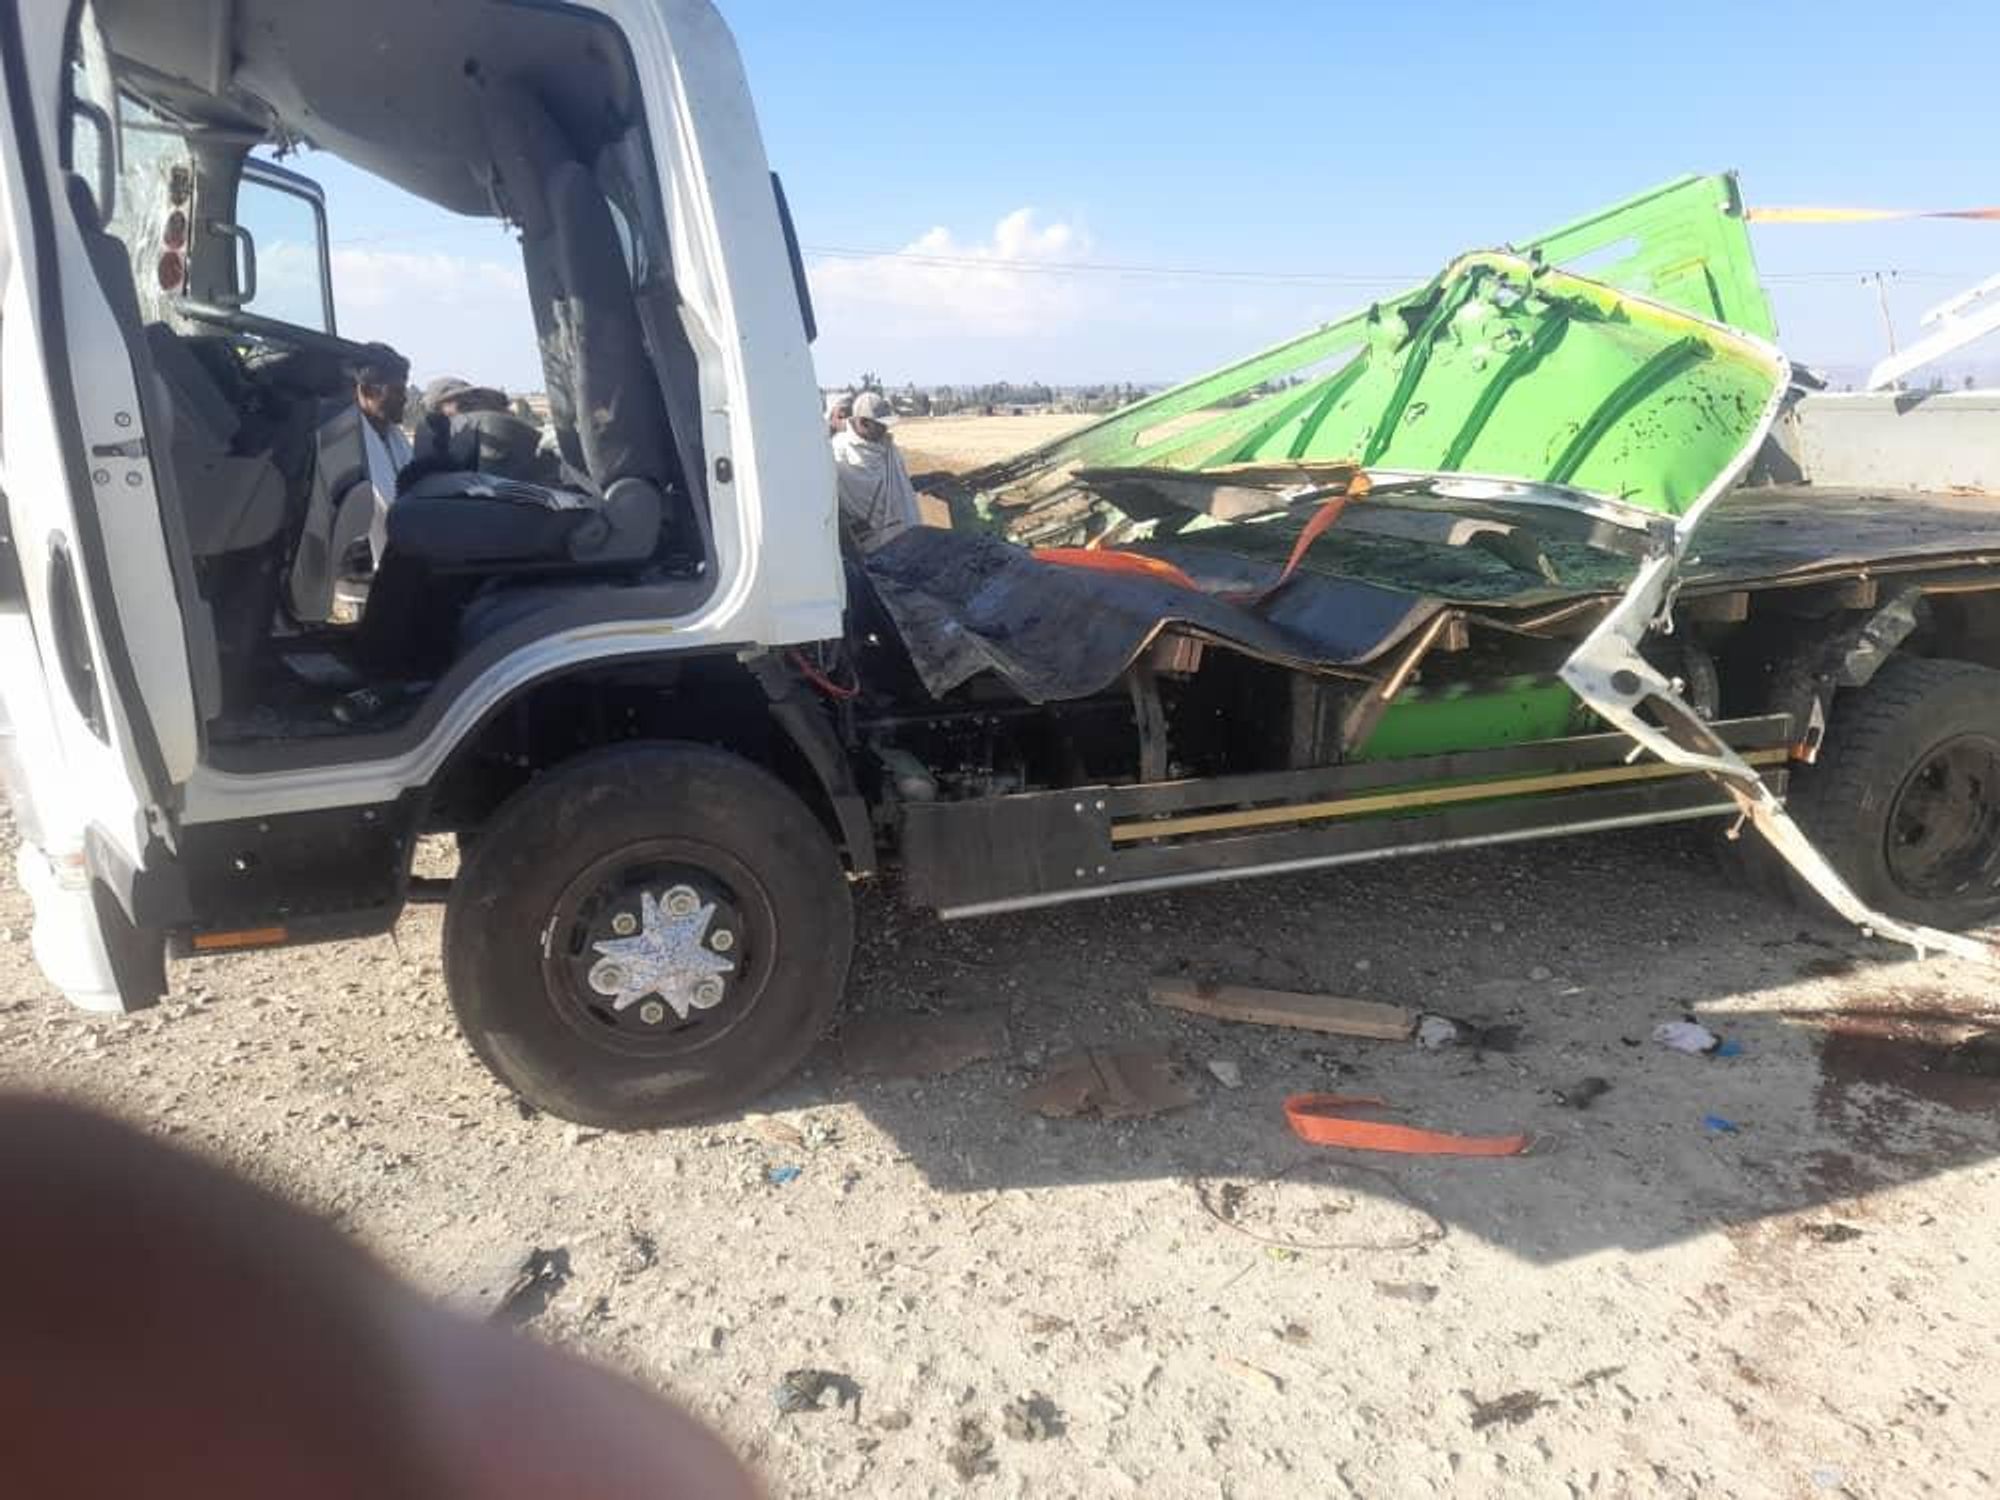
[[1149, 977, 1417, 1041]]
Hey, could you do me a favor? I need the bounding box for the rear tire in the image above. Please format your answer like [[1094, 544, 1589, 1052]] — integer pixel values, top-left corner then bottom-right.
[[444, 743, 853, 1128], [1785, 657, 2000, 930]]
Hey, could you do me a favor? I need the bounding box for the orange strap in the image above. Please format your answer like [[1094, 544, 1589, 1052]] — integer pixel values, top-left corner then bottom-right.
[[1037, 547, 1200, 591], [1284, 1093, 1529, 1158], [1042, 481, 1360, 602], [1274, 495, 1351, 589]]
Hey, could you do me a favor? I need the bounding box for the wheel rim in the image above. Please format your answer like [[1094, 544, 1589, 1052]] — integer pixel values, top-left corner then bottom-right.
[[1884, 734, 2000, 902], [541, 839, 774, 1060]]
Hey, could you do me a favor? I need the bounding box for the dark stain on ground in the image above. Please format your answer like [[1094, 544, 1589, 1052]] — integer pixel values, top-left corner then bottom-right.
[[1805, 991, 2000, 1176], [1812, 996, 2000, 1115]]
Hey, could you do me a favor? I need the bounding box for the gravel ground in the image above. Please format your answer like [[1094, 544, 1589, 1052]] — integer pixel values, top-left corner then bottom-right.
[[3, 817, 1998, 1498]]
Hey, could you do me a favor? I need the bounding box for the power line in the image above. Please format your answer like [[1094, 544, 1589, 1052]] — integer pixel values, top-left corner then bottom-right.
[[328, 226, 1979, 296], [802, 244, 1416, 286], [1762, 268, 1964, 284], [807, 243, 1975, 290]]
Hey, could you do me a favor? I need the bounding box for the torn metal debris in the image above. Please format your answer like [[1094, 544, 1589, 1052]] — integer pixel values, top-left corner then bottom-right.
[[868, 172, 2000, 965]]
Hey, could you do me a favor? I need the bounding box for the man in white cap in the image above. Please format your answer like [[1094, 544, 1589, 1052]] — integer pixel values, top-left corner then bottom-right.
[[824, 390, 853, 436], [831, 390, 920, 551]]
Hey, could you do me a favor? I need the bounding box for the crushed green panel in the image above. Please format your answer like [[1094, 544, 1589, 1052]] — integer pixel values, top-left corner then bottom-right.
[[974, 173, 1777, 510], [1529, 172, 1775, 340], [1353, 678, 1592, 762], [1193, 256, 1781, 516], [1104, 253, 1779, 519]]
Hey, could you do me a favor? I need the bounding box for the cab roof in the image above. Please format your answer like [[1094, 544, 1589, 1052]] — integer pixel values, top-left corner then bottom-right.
[[98, 0, 640, 215]]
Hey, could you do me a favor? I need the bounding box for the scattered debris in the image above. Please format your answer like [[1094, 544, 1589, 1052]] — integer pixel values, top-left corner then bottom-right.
[[875, 1410, 913, 1432], [1713, 1038, 1746, 1059], [802, 1117, 840, 1150], [1023, 1047, 1198, 1120], [1702, 1114, 1741, 1135], [1463, 1389, 1551, 1429], [1301, 1047, 1357, 1078], [1798, 955, 1857, 979], [1553, 1077, 1611, 1110], [1286, 1093, 1529, 1157], [945, 1418, 997, 1480], [1193, 1164, 1447, 1253], [1941, 1029, 2000, 1077], [1279, 1321, 1313, 1344], [493, 1246, 571, 1326], [1001, 1391, 1066, 1442], [747, 1115, 807, 1150], [1374, 1281, 1440, 1305], [563, 1123, 601, 1147], [841, 1005, 1012, 1080], [622, 1227, 659, 1271], [1802, 1222, 1865, 1244], [1023, 1313, 1072, 1336], [1206, 1059, 1243, 1089], [1528, 966, 1554, 983], [1150, 978, 1417, 1041], [1416, 1015, 1462, 1050], [1416, 1013, 1521, 1053], [767, 1164, 804, 1186], [775, 1368, 862, 1418], [1653, 1020, 1721, 1055], [1215, 1354, 1285, 1395], [1571, 1365, 1626, 1390]]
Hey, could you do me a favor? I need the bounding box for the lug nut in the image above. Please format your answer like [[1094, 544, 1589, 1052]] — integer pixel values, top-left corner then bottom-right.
[[637, 999, 667, 1025], [690, 976, 727, 1009], [710, 929, 735, 953], [664, 885, 701, 917], [611, 911, 638, 937]]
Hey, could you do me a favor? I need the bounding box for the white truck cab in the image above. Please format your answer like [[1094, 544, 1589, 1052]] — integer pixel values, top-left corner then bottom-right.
[[1, 0, 855, 1111]]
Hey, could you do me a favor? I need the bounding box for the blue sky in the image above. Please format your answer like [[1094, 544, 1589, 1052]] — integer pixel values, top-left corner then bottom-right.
[[290, 0, 2000, 392]]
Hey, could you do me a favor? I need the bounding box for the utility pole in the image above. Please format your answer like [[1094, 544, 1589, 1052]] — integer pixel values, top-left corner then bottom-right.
[[1865, 269, 1899, 359]]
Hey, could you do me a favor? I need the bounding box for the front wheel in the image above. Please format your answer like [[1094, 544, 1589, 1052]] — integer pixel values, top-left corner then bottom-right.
[[444, 743, 854, 1128], [1787, 657, 2000, 930]]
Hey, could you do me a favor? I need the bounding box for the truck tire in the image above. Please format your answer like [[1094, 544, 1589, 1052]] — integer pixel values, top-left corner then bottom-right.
[[1786, 657, 2000, 930], [443, 742, 853, 1128]]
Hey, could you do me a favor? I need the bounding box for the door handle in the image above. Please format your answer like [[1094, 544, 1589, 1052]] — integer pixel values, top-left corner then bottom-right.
[[46, 537, 105, 738]]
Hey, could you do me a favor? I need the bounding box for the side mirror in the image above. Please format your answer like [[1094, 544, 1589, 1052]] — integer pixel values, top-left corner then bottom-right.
[[208, 220, 259, 309]]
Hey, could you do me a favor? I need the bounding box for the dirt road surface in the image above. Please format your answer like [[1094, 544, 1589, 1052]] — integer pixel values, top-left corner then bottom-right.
[[894, 414, 1089, 475], [3, 813, 1997, 1498]]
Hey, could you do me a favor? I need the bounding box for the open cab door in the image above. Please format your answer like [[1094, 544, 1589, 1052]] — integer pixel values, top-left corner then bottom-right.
[[0, 0, 201, 1009]]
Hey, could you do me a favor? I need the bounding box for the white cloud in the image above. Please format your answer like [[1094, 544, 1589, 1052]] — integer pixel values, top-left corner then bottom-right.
[[329, 247, 528, 311], [800, 207, 1372, 385], [807, 208, 1092, 341], [321, 247, 542, 391]]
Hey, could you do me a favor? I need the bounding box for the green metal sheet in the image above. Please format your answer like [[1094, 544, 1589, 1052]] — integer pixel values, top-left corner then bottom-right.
[[1143, 254, 1777, 516], [972, 173, 1776, 519], [1352, 678, 1591, 762]]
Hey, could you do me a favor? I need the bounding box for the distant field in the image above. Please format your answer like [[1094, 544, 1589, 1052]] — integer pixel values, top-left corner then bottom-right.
[[894, 413, 1091, 475]]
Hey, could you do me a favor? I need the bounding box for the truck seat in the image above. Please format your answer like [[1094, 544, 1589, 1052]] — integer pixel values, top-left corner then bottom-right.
[[350, 153, 675, 675]]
